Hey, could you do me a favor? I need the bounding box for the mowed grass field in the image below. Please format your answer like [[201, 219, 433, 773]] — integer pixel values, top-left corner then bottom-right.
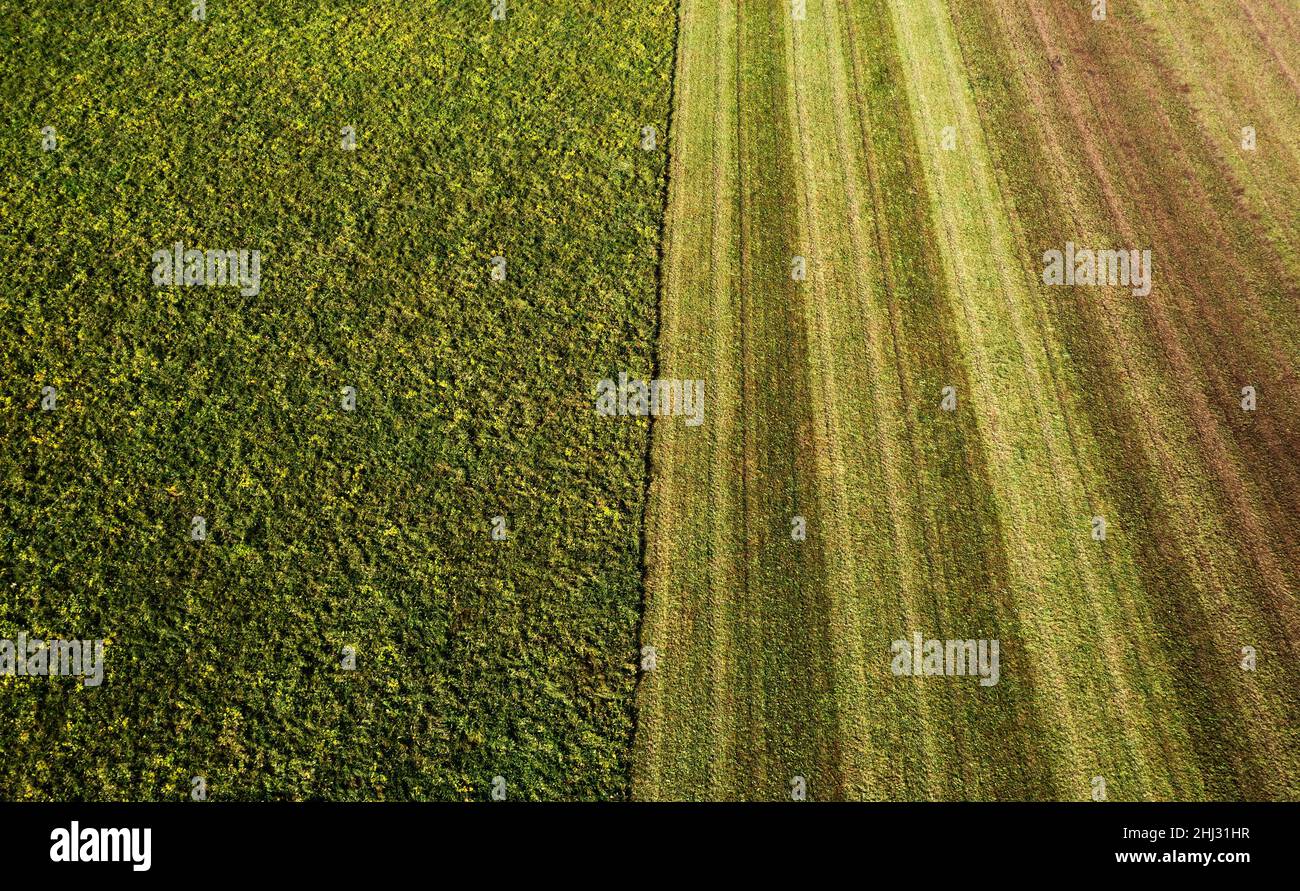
[[0, 0, 674, 799], [634, 0, 1300, 800]]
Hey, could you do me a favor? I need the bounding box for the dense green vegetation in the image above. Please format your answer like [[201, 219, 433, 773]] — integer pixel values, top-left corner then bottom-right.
[[0, 0, 674, 800]]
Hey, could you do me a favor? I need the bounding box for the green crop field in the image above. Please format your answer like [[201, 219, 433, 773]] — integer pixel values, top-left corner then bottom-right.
[[0, 0, 673, 800], [2, 0, 1297, 804]]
